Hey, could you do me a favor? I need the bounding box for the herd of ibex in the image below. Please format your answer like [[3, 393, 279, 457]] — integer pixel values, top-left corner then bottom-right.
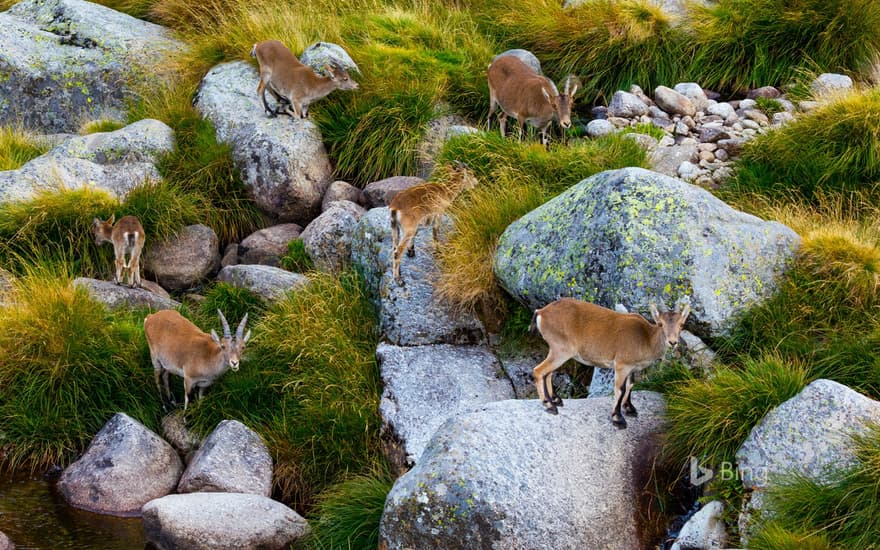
[[83, 41, 688, 428]]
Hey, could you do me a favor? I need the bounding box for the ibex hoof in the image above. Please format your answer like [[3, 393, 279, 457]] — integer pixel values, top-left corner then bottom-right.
[[623, 404, 638, 417], [406, 249, 415, 258], [612, 416, 627, 429], [542, 402, 559, 416], [551, 395, 563, 407]]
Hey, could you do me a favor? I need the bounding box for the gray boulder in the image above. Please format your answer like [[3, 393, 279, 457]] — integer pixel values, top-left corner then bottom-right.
[[0, 119, 174, 203], [380, 394, 667, 549], [417, 113, 470, 178], [673, 82, 709, 112], [608, 90, 649, 118], [649, 141, 699, 178], [322, 180, 364, 211], [654, 85, 696, 117], [58, 413, 183, 516], [178, 420, 272, 496], [494, 167, 800, 337], [737, 379, 880, 492], [362, 176, 424, 208], [300, 201, 364, 273], [0, 531, 11, 550], [239, 224, 302, 266], [216, 265, 308, 302], [492, 48, 541, 74], [588, 367, 616, 397], [586, 118, 615, 138], [377, 343, 514, 469], [194, 61, 333, 224], [299, 41, 359, 75], [145, 225, 220, 290], [811, 73, 853, 97], [72, 277, 179, 310], [671, 500, 727, 550], [142, 493, 309, 550], [0, 0, 184, 133], [351, 207, 485, 346], [706, 102, 736, 120]]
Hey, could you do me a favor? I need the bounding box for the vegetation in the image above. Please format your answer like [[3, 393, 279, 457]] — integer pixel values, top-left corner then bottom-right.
[[280, 239, 316, 273], [0, 126, 49, 171]]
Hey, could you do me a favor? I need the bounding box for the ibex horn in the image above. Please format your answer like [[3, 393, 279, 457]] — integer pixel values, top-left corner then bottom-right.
[[218, 309, 232, 339], [236, 313, 249, 340]]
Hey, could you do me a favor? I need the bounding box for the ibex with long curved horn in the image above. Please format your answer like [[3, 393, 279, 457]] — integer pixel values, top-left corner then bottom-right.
[[144, 309, 251, 410]]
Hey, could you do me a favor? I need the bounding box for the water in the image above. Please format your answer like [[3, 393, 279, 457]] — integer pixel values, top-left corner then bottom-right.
[[0, 474, 146, 549]]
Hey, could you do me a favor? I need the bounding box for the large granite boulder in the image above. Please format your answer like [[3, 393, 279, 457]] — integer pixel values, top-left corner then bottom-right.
[[72, 277, 179, 310], [216, 264, 308, 302], [177, 420, 272, 496], [194, 61, 334, 224], [0, 0, 183, 133], [58, 413, 183, 516], [377, 343, 514, 470], [0, 119, 174, 203], [300, 200, 364, 273], [362, 176, 424, 208], [144, 224, 221, 290], [298, 41, 359, 75], [491, 49, 542, 74], [494, 168, 800, 337], [350, 207, 485, 346], [380, 394, 667, 549], [238, 224, 303, 266], [671, 500, 727, 550], [142, 492, 309, 550]]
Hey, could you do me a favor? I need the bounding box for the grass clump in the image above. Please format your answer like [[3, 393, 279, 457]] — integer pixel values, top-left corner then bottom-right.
[[0, 126, 50, 171], [625, 122, 666, 140], [280, 239, 315, 273], [199, 282, 266, 326], [187, 270, 381, 511], [730, 87, 880, 200], [0, 268, 159, 472], [78, 119, 128, 135]]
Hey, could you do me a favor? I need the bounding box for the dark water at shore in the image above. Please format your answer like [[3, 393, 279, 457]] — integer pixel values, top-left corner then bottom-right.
[[0, 474, 146, 549]]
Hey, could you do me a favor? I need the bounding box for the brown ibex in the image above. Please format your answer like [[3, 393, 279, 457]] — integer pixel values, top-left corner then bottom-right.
[[487, 54, 579, 147], [531, 298, 690, 428], [144, 309, 251, 411], [91, 214, 145, 288], [250, 40, 358, 119], [389, 161, 478, 282]]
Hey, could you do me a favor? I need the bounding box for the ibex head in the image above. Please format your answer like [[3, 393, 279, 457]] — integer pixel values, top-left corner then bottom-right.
[[210, 309, 251, 371]]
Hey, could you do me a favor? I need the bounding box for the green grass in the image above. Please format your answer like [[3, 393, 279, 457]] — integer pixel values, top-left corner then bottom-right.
[[625, 121, 666, 140], [79, 119, 128, 135], [0, 268, 160, 472], [0, 126, 50, 171], [280, 239, 315, 273]]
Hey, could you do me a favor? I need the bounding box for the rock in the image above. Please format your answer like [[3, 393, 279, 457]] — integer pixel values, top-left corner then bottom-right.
[[673, 83, 709, 112], [58, 413, 183, 516], [706, 102, 735, 120], [378, 343, 514, 469], [654, 85, 696, 117], [716, 138, 747, 157], [628, 84, 654, 106], [746, 86, 781, 100], [588, 367, 615, 397], [0, 119, 174, 203], [742, 109, 769, 125], [0, 531, 12, 550], [698, 127, 729, 143], [772, 111, 795, 126], [216, 265, 308, 303], [649, 142, 698, 177], [737, 379, 880, 492], [300, 201, 364, 273], [178, 420, 272, 496], [350, 208, 485, 346], [298, 41, 359, 75], [362, 176, 424, 208], [322, 180, 364, 211], [491, 49, 541, 74], [493, 167, 801, 338], [0, 0, 184, 133], [194, 61, 333, 224], [811, 73, 853, 97], [72, 277, 179, 310], [679, 330, 717, 372], [607, 90, 649, 118], [586, 119, 615, 138], [161, 411, 201, 463], [671, 500, 727, 550], [142, 492, 309, 550], [380, 395, 667, 549], [239, 224, 303, 266], [145, 225, 220, 290], [417, 113, 470, 178], [624, 133, 658, 150], [221, 243, 239, 268]]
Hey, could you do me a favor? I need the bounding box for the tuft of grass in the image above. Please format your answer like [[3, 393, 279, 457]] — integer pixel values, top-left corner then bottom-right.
[[625, 121, 666, 140], [754, 97, 785, 116], [0, 267, 160, 472], [0, 126, 50, 171], [662, 355, 808, 469], [187, 270, 381, 511], [280, 239, 315, 273], [199, 282, 266, 326], [730, 87, 880, 199], [79, 119, 128, 135], [305, 464, 394, 550], [749, 523, 835, 550]]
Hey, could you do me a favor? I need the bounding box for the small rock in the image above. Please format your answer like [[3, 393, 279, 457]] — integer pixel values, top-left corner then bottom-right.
[[216, 265, 308, 302], [492, 49, 542, 74], [362, 176, 424, 208], [654, 85, 696, 117], [239, 224, 303, 267], [671, 500, 727, 550], [738, 98, 757, 110], [746, 86, 780, 99], [586, 119, 615, 138], [811, 73, 853, 97], [322, 180, 364, 211], [299, 41, 359, 75], [706, 102, 735, 119], [608, 90, 649, 118], [673, 82, 709, 112], [144, 225, 220, 290]]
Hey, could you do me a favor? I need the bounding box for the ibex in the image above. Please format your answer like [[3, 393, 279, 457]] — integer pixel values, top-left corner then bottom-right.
[[91, 214, 145, 288], [487, 54, 579, 147], [389, 161, 478, 282], [144, 309, 251, 411], [250, 40, 358, 119], [531, 298, 690, 429]]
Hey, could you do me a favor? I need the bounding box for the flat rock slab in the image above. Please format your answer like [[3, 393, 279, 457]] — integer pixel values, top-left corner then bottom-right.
[[216, 264, 308, 303], [73, 277, 179, 310], [142, 492, 309, 550], [377, 343, 514, 469]]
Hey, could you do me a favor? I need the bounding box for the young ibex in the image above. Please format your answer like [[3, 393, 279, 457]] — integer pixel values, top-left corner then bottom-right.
[[389, 161, 478, 282], [531, 298, 690, 429], [250, 40, 358, 119], [487, 55, 580, 147], [91, 214, 145, 288], [144, 309, 251, 411]]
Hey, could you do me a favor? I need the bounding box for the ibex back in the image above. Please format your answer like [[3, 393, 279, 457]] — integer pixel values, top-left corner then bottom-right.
[[91, 214, 145, 288]]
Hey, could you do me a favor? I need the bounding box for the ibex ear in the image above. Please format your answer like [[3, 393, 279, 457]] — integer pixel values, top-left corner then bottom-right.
[[210, 329, 221, 344], [108, 213, 115, 224], [650, 303, 661, 323], [542, 88, 551, 102], [679, 303, 691, 324], [243, 329, 252, 344]]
